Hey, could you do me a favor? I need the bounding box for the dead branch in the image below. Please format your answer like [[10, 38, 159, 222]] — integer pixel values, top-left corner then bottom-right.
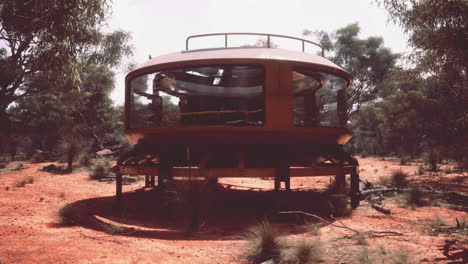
[[79, 232, 126, 244], [278, 211, 404, 239], [371, 204, 391, 215]]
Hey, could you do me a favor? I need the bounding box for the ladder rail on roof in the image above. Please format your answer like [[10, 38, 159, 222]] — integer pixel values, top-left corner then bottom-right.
[[186, 32, 324, 56]]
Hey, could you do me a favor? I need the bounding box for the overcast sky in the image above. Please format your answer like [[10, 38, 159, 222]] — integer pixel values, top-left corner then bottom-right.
[[108, 0, 408, 104]]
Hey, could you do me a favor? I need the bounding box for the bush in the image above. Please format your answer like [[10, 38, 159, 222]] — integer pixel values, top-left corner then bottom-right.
[[58, 203, 80, 226], [89, 159, 111, 180], [30, 150, 48, 163], [417, 165, 425, 175], [399, 157, 409, 166], [243, 220, 283, 264], [15, 179, 26, 187], [405, 186, 431, 208], [14, 176, 34, 187], [391, 169, 409, 188]]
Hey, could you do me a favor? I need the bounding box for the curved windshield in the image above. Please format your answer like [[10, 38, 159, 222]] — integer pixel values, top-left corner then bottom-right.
[[129, 65, 264, 128], [293, 68, 348, 128]]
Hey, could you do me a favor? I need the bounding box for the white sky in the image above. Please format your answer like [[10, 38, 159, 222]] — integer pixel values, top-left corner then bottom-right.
[[108, 0, 408, 105]]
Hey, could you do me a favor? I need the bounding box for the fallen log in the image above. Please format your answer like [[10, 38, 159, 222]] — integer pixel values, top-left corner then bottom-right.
[[371, 204, 391, 215]]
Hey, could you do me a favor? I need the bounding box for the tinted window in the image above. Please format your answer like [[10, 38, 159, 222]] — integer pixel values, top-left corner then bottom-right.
[[129, 65, 264, 128], [293, 68, 347, 128]]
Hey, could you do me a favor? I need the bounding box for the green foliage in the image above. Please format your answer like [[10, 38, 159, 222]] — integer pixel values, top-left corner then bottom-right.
[[1, 1, 132, 162], [375, 0, 468, 171], [89, 159, 111, 180], [243, 221, 283, 264], [0, 0, 113, 117], [304, 23, 399, 120]]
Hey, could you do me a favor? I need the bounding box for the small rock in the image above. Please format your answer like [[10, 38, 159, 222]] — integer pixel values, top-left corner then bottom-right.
[[96, 149, 113, 157]]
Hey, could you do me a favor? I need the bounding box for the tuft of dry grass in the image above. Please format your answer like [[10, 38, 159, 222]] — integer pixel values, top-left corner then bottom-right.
[[243, 220, 283, 264], [283, 240, 323, 264], [405, 186, 431, 208]]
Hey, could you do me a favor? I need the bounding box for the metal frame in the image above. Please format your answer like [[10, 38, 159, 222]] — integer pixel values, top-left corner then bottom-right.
[[186, 33, 324, 56]]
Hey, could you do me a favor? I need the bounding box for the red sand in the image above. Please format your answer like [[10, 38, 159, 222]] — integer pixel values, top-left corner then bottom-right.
[[0, 157, 466, 263]]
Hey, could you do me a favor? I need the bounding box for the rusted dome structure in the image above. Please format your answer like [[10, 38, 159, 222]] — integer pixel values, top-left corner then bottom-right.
[[116, 33, 360, 208]]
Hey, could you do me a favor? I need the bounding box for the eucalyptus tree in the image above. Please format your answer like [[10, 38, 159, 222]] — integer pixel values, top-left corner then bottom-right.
[[303, 23, 399, 121], [0, 0, 112, 121]]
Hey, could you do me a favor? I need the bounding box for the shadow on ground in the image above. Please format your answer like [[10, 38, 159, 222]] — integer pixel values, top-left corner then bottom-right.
[[59, 183, 347, 240]]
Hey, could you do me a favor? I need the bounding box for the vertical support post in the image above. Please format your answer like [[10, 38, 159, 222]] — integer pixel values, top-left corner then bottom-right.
[[267, 35, 271, 48], [150, 176, 155, 187], [350, 167, 360, 209], [335, 166, 346, 194], [302, 40, 305, 52], [225, 34, 228, 48], [116, 172, 123, 203], [274, 177, 281, 191], [145, 175, 149, 187], [275, 162, 290, 191], [158, 155, 172, 187]]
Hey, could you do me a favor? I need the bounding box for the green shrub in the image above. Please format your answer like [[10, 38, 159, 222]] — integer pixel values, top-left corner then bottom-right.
[[58, 204, 80, 226], [89, 159, 111, 180], [243, 221, 283, 264]]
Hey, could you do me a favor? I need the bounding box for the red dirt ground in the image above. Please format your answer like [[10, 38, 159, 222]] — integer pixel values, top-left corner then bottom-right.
[[0, 157, 466, 264]]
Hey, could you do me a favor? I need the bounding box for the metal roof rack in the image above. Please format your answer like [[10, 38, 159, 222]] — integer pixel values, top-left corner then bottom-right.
[[186, 32, 324, 56]]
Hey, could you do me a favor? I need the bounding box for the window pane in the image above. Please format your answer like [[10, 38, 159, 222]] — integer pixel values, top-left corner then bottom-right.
[[293, 68, 347, 128], [129, 65, 264, 128]]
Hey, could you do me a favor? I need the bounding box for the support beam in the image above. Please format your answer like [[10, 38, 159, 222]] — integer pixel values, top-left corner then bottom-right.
[[158, 156, 172, 187], [335, 166, 346, 194], [145, 175, 150, 187], [116, 172, 123, 203], [350, 167, 360, 208]]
